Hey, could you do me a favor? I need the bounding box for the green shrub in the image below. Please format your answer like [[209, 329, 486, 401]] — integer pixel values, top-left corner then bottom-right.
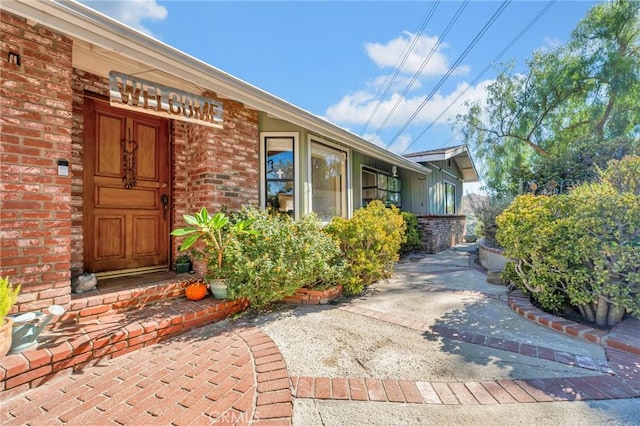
[[400, 212, 422, 254], [496, 194, 571, 313], [600, 155, 640, 195], [497, 165, 640, 327], [0, 276, 20, 318], [225, 208, 344, 309], [326, 200, 406, 296]]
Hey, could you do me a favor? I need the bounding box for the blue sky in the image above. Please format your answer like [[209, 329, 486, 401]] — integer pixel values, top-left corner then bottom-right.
[[82, 0, 600, 192]]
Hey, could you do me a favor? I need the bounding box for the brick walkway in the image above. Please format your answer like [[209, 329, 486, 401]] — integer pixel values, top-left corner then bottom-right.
[[0, 325, 292, 426], [2, 281, 639, 424]]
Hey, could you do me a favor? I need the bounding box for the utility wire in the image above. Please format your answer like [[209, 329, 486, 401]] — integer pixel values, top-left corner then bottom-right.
[[405, 0, 556, 153], [360, 1, 440, 136], [369, 1, 470, 140], [384, 0, 511, 150]]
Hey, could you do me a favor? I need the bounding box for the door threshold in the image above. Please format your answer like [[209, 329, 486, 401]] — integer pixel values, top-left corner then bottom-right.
[[95, 266, 170, 279]]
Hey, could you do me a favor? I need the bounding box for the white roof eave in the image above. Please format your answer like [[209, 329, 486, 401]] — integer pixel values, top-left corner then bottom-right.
[[2, 0, 430, 176]]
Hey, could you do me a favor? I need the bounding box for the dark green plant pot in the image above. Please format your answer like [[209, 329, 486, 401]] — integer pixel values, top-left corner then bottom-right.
[[175, 262, 191, 274]]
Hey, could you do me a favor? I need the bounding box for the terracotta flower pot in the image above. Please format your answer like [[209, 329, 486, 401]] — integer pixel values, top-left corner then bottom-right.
[[0, 318, 14, 358]]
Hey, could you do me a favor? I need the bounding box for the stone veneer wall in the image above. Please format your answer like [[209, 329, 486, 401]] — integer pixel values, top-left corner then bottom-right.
[[416, 215, 467, 254]]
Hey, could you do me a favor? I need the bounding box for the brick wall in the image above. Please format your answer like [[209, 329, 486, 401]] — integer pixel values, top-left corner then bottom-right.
[[1, 10, 260, 310], [176, 97, 260, 274], [70, 69, 110, 276], [417, 215, 467, 254], [0, 11, 74, 312]]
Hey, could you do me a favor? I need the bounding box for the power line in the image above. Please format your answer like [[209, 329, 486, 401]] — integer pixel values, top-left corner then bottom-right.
[[383, 0, 511, 150], [360, 1, 440, 136], [369, 1, 470, 141], [404, 0, 557, 153]]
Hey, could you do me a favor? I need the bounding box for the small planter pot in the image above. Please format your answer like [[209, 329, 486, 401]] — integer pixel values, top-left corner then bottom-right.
[[208, 279, 228, 299], [0, 318, 14, 358], [175, 262, 191, 274]]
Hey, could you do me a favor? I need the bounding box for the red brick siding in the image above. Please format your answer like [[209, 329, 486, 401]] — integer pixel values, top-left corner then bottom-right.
[[70, 70, 110, 276], [0, 11, 73, 312], [174, 98, 259, 273], [417, 215, 466, 254], [1, 11, 259, 306]]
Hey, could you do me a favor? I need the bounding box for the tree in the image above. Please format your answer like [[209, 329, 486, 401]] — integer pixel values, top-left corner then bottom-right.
[[458, 0, 640, 196]]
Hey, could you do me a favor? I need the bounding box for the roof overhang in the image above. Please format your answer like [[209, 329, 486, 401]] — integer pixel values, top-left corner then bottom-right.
[[405, 145, 479, 182], [2, 0, 430, 176]]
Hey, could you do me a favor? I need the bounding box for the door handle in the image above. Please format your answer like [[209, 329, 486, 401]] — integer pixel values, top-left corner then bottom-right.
[[160, 194, 169, 219]]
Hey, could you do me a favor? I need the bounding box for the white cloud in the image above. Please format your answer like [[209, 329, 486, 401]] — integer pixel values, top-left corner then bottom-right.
[[368, 74, 422, 92], [387, 134, 412, 154], [542, 36, 563, 50], [365, 32, 470, 77], [361, 132, 410, 154], [82, 0, 168, 35], [325, 80, 492, 130]]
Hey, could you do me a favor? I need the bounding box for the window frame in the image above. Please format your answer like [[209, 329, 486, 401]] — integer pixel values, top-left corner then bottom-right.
[[444, 181, 456, 215], [307, 136, 349, 221], [260, 132, 299, 218]]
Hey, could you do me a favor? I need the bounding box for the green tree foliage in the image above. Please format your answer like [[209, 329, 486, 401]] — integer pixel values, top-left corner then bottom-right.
[[497, 157, 640, 327], [326, 201, 406, 296], [459, 0, 640, 196]]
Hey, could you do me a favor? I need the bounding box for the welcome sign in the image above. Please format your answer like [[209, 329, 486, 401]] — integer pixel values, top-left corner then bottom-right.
[[109, 71, 224, 128]]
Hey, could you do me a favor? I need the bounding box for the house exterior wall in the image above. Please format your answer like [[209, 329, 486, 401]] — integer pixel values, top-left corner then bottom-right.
[[1, 11, 74, 312], [0, 11, 260, 312], [426, 159, 464, 215]]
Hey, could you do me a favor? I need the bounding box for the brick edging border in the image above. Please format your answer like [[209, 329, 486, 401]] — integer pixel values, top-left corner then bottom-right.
[[508, 291, 640, 357], [291, 374, 640, 405], [233, 327, 293, 424]]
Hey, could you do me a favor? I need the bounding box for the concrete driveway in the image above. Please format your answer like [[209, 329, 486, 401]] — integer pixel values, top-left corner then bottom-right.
[[249, 246, 640, 425]]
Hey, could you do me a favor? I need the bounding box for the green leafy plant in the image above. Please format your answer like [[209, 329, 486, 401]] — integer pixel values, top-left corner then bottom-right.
[[400, 212, 422, 254], [326, 200, 406, 296], [225, 208, 344, 309], [0, 276, 20, 319], [171, 207, 257, 280], [497, 159, 640, 327], [176, 253, 191, 264], [600, 155, 640, 195]]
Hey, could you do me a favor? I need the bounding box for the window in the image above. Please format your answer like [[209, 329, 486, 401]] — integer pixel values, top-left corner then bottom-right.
[[310, 141, 346, 221], [264, 136, 295, 215], [445, 182, 456, 214], [362, 167, 401, 207]]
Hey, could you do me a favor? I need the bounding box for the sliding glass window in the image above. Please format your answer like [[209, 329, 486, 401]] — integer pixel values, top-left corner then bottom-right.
[[310, 142, 347, 222], [265, 137, 295, 215]]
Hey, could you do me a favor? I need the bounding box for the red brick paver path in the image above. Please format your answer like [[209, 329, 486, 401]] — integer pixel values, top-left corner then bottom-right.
[[0, 325, 292, 426]]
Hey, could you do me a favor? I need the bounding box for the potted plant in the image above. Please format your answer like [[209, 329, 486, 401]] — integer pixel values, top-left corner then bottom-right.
[[174, 253, 192, 274], [0, 276, 20, 357], [171, 207, 257, 299]]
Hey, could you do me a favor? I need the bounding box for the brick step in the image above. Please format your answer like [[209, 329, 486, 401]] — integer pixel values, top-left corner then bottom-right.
[[59, 276, 202, 326], [0, 296, 248, 397]]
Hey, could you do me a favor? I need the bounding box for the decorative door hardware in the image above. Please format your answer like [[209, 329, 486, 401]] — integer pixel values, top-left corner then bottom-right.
[[121, 128, 138, 189], [160, 194, 169, 219]]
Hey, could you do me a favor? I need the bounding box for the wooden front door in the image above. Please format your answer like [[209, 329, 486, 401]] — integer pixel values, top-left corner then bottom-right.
[[83, 97, 170, 274]]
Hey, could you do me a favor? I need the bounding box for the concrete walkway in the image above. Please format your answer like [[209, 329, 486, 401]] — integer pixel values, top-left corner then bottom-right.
[[1, 246, 639, 425]]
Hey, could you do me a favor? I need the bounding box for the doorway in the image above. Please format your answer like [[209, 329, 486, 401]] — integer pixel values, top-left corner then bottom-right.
[[83, 97, 171, 276]]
